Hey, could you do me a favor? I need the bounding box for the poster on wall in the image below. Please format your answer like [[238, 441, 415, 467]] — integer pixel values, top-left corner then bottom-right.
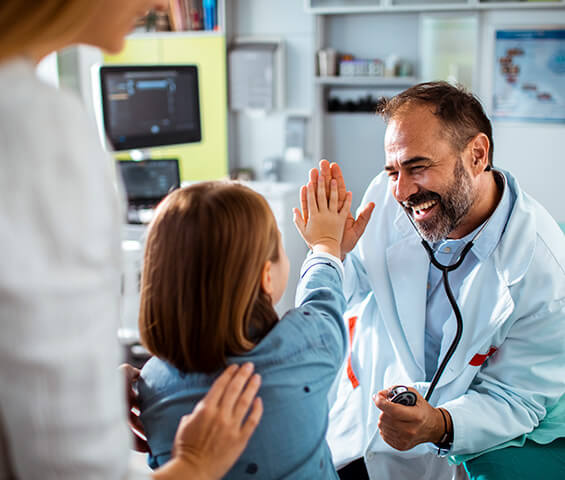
[[493, 27, 565, 123]]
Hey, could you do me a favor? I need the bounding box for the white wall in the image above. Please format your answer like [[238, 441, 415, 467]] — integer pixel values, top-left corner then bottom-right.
[[227, 0, 315, 184]]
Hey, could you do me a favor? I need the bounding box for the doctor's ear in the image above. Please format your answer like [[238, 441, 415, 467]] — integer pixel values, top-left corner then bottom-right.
[[468, 133, 490, 175]]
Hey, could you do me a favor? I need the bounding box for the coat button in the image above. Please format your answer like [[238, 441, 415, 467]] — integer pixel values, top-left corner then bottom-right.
[[245, 463, 258, 474]]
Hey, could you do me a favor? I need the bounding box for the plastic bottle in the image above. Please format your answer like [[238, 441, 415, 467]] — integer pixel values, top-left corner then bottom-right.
[[203, 0, 216, 31]]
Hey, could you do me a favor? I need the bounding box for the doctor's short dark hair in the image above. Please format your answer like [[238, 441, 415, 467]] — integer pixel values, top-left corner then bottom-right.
[[376, 81, 494, 167]]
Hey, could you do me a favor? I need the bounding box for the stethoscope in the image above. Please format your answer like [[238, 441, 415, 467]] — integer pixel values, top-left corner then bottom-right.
[[390, 203, 493, 406]]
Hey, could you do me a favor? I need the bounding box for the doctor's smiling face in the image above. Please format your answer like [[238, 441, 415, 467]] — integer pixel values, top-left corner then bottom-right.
[[384, 103, 477, 243]]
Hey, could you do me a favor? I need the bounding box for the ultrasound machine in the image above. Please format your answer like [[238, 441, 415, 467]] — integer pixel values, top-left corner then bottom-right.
[[119, 159, 180, 224], [97, 64, 202, 364]]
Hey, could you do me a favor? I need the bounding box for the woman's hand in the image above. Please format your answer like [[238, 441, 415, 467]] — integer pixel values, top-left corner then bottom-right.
[[153, 363, 263, 480], [293, 167, 352, 259], [119, 363, 150, 453]]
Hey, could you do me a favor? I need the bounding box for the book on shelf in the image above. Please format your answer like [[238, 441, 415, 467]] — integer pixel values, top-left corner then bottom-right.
[[168, 0, 216, 32], [189, 0, 204, 30]]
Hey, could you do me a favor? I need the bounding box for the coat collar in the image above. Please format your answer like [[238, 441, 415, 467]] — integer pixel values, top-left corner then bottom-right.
[[386, 210, 428, 375], [492, 171, 536, 286]]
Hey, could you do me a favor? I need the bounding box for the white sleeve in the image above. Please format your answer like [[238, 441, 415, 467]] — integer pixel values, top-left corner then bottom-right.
[[442, 295, 565, 455]]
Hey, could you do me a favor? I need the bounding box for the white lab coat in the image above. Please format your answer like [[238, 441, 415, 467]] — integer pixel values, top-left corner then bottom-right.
[[327, 170, 565, 480]]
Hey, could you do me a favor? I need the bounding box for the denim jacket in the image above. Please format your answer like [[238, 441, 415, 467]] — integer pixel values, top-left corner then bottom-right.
[[138, 252, 347, 479]]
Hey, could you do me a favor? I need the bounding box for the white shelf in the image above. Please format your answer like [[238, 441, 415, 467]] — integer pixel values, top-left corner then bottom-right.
[[128, 30, 224, 39], [316, 75, 417, 86], [305, 0, 565, 14], [476, 1, 564, 8]]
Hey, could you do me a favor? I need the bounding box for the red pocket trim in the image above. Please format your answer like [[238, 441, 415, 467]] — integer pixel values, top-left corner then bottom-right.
[[347, 316, 360, 389], [469, 346, 498, 366]]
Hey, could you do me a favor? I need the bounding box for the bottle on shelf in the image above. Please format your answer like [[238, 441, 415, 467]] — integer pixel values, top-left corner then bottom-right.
[[203, 0, 217, 31]]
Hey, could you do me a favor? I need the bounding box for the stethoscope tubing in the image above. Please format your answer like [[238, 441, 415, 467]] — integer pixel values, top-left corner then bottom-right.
[[405, 207, 492, 403], [421, 240, 471, 402]]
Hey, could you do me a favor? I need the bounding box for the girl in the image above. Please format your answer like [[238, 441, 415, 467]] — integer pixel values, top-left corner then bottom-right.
[[137, 179, 352, 478]]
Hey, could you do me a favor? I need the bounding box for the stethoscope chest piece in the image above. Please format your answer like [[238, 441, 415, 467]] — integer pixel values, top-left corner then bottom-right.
[[388, 386, 417, 406]]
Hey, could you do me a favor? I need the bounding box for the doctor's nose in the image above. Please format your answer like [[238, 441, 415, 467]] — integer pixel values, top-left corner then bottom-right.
[[393, 173, 419, 203]]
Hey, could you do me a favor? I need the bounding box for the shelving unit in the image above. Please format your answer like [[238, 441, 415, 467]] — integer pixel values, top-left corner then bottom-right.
[[311, 10, 423, 163], [315, 75, 417, 86], [128, 30, 225, 38], [308, 0, 565, 207], [305, 0, 565, 14]]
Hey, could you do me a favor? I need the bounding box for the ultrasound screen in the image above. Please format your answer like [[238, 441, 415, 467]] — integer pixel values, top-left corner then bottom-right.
[[101, 65, 201, 151]]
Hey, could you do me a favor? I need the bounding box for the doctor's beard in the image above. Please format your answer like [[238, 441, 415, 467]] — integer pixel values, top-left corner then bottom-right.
[[403, 157, 475, 243]]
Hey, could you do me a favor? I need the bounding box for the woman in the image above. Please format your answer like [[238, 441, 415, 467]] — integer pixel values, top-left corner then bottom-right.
[[0, 1, 261, 478]]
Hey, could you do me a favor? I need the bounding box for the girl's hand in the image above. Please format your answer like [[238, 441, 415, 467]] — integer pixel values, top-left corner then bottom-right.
[[301, 160, 375, 260], [293, 175, 352, 259]]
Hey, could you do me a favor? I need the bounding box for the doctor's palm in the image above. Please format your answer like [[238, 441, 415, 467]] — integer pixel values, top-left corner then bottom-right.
[[305, 161, 375, 259]]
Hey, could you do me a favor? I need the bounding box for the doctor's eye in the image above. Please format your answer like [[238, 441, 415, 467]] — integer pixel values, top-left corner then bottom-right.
[[387, 172, 399, 181]]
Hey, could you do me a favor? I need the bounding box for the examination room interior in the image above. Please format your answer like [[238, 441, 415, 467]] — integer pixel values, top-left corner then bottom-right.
[[30, 0, 565, 475]]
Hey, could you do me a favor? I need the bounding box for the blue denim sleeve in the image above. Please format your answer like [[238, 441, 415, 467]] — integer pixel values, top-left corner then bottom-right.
[[294, 253, 348, 368]]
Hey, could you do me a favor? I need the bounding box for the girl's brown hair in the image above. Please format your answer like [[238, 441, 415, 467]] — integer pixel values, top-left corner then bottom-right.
[[139, 181, 280, 373]]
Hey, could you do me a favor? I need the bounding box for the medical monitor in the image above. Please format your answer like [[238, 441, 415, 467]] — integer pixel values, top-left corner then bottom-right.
[[100, 65, 201, 151], [119, 159, 180, 206]]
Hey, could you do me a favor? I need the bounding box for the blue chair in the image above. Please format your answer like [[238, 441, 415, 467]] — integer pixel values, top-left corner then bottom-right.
[[560, 223, 565, 234]]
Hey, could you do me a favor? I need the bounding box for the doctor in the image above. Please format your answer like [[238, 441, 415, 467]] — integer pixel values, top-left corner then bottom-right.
[[303, 82, 565, 479]]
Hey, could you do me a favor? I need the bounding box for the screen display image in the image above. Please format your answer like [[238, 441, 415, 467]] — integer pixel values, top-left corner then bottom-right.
[[119, 159, 180, 204], [100, 65, 201, 150]]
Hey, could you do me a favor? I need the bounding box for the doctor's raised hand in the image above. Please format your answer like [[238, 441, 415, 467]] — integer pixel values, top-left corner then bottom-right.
[[298, 160, 375, 259]]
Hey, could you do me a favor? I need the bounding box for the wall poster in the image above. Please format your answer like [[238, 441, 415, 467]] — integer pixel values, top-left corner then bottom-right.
[[493, 27, 565, 123]]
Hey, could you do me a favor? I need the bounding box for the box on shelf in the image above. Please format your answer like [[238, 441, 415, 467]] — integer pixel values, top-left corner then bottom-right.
[[339, 59, 385, 76]]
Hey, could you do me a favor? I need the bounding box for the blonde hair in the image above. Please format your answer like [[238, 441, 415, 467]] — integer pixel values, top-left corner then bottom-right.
[[139, 182, 280, 373], [0, 1, 94, 60]]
